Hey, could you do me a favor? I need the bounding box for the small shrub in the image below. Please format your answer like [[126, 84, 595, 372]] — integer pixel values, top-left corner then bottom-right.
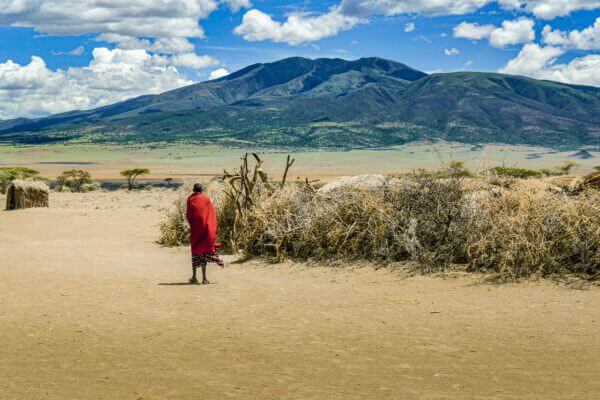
[[539, 161, 580, 177], [491, 166, 541, 179], [555, 161, 579, 175], [158, 195, 190, 247], [408, 161, 473, 179], [446, 161, 473, 178], [56, 169, 97, 192]]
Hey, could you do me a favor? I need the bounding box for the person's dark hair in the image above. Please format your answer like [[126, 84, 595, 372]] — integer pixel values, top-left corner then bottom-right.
[[193, 183, 203, 193]]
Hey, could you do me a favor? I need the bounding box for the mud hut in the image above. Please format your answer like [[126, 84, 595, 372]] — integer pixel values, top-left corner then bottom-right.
[[5, 179, 50, 210]]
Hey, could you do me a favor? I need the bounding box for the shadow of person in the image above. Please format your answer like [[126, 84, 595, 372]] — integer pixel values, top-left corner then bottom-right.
[[158, 282, 218, 286]]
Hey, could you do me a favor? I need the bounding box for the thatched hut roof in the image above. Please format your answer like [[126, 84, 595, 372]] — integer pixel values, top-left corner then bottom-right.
[[5, 179, 50, 210]]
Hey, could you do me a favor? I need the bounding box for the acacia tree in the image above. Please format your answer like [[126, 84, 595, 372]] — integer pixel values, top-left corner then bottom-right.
[[121, 168, 150, 190], [0, 167, 40, 194]]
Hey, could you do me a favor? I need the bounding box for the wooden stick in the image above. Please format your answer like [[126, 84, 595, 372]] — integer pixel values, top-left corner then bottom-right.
[[281, 155, 295, 188]]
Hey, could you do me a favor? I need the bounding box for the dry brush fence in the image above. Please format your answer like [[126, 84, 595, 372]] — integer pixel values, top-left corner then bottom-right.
[[160, 156, 600, 281]]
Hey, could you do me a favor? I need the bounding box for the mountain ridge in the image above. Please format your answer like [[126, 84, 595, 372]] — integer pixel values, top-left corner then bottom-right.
[[1, 56, 599, 148]]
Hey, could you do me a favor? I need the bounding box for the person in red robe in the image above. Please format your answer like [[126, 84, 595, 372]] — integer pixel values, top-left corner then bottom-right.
[[186, 183, 224, 284]]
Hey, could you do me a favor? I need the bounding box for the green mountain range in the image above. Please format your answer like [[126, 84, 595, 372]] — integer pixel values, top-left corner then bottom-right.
[[1, 57, 599, 148]]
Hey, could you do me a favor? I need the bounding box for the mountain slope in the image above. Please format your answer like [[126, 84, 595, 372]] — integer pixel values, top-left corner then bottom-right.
[[1, 57, 599, 148]]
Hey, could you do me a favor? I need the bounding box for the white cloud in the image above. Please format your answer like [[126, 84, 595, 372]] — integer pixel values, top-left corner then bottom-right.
[[0, 56, 50, 90], [169, 53, 219, 69], [500, 43, 600, 87], [234, 8, 363, 45], [339, 0, 494, 17], [453, 21, 495, 40], [221, 0, 252, 12], [234, 0, 500, 45], [404, 22, 415, 32], [95, 34, 218, 70], [0, 48, 194, 119], [209, 68, 230, 80], [489, 18, 535, 47], [498, 0, 600, 19], [151, 38, 196, 55], [68, 45, 85, 56], [542, 17, 600, 50], [500, 43, 563, 76], [52, 45, 85, 56], [454, 18, 535, 48], [0, 0, 218, 40], [233, 0, 600, 46], [445, 47, 460, 55]]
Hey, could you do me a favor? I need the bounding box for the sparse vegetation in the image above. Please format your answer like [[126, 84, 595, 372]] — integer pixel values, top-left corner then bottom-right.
[[159, 155, 600, 281], [492, 161, 579, 179], [490, 166, 541, 179], [56, 170, 99, 192], [120, 168, 150, 190], [554, 160, 579, 175]]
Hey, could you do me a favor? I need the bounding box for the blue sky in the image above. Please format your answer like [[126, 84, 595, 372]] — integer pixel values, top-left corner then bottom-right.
[[0, 0, 598, 119]]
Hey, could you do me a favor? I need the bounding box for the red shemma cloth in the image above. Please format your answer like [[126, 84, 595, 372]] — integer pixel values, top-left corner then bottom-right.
[[186, 192, 218, 255]]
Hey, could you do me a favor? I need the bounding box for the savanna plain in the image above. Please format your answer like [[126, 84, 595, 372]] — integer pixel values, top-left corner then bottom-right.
[[1, 144, 600, 399]]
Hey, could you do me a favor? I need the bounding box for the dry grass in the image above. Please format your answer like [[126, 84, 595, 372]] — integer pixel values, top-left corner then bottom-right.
[[467, 182, 600, 280], [159, 157, 600, 281]]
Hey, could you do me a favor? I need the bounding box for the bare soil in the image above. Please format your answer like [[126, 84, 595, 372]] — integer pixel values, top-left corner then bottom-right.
[[1, 191, 599, 399]]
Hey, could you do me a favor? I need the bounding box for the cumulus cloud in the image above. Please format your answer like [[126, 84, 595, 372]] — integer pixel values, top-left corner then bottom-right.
[[221, 0, 252, 12], [234, 8, 363, 45], [169, 53, 219, 69], [498, 0, 600, 19], [234, 1, 600, 46], [209, 68, 230, 80], [454, 18, 535, 47], [151, 38, 196, 55], [235, 0, 499, 45], [489, 18, 535, 47], [542, 17, 600, 50], [453, 21, 495, 40], [444, 47, 461, 55], [0, 48, 194, 119], [500, 43, 563, 76], [500, 43, 600, 87], [338, 0, 494, 17], [0, 0, 219, 40]]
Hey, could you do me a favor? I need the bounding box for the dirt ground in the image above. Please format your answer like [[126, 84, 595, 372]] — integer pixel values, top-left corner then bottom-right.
[[1, 190, 599, 399]]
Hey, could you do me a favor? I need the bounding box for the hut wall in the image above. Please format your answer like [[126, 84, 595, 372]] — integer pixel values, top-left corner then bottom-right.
[[5, 180, 50, 210]]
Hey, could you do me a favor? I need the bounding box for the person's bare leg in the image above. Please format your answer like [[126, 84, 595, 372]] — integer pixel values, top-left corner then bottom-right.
[[201, 264, 209, 284], [189, 266, 199, 284]]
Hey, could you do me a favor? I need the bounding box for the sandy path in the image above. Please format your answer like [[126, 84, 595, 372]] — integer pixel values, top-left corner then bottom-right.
[[1, 191, 599, 399]]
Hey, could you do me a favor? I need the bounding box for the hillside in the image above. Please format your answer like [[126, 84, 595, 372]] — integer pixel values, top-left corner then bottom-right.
[[1, 57, 599, 148]]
